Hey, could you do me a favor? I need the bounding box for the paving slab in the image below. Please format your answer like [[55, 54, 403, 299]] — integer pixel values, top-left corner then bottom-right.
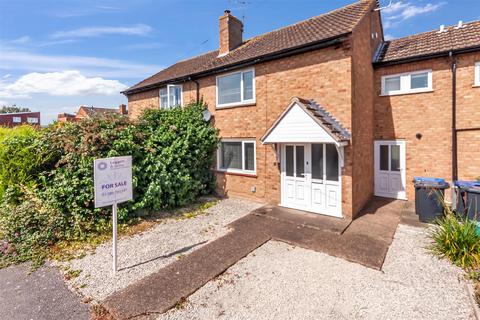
[[0, 264, 90, 320], [251, 204, 351, 234]]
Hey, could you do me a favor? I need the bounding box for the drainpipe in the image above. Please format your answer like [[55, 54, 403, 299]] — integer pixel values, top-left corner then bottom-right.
[[449, 51, 458, 182], [188, 77, 200, 103]]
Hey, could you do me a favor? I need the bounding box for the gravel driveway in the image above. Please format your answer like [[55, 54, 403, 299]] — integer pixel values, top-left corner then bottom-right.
[[157, 224, 475, 320], [58, 198, 263, 302]]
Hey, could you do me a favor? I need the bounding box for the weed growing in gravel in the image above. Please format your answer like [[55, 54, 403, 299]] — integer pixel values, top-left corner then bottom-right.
[[430, 204, 480, 271]]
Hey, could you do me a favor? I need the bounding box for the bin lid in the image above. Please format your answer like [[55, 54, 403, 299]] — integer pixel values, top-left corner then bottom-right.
[[413, 176, 450, 188], [455, 180, 480, 189]]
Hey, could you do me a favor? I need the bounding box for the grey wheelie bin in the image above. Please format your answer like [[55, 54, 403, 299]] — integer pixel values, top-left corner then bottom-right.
[[455, 180, 480, 221], [413, 177, 450, 222]]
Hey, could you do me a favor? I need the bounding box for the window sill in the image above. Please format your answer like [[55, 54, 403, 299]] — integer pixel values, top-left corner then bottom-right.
[[380, 89, 434, 97], [473, 84, 480, 88], [216, 102, 256, 110], [214, 170, 257, 178]]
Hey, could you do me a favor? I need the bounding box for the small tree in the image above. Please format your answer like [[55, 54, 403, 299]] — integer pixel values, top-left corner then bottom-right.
[[0, 105, 31, 114]]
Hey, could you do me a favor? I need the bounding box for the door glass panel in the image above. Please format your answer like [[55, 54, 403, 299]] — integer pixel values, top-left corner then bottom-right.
[[390, 145, 400, 172], [295, 146, 305, 178], [286, 146, 294, 177], [312, 143, 323, 180], [325, 144, 339, 181], [380, 145, 389, 171]]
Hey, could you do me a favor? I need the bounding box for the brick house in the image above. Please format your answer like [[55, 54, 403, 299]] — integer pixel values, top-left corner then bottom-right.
[[57, 104, 128, 122], [0, 111, 41, 127], [123, 0, 480, 220]]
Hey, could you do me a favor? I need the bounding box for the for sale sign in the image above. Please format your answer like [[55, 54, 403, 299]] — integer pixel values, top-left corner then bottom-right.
[[94, 156, 133, 208]]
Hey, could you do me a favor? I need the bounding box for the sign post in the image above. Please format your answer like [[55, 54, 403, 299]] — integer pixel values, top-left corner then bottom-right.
[[94, 156, 133, 274]]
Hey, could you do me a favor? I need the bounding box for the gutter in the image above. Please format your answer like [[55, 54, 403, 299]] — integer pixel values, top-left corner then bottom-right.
[[373, 44, 480, 68], [122, 34, 350, 95]]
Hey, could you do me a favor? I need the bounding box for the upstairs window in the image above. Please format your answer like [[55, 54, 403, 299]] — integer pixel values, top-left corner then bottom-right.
[[381, 70, 432, 96], [159, 85, 182, 109], [217, 139, 256, 174], [475, 62, 480, 86], [27, 117, 38, 124], [216, 69, 255, 108], [12, 117, 21, 123]]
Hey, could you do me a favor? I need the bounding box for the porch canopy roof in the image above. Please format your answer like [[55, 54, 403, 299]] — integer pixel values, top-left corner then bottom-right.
[[261, 97, 351, 146]]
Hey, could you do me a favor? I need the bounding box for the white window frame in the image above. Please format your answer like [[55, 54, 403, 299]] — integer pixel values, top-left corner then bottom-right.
[[27, 117, 38, 124], [12, 116, 21, 123], [475, 62, 480, 87], [159, 84, 183, 109], [217, 138, 256, 175], [216, 68, 255, 108], [381, 70, 433, 96]]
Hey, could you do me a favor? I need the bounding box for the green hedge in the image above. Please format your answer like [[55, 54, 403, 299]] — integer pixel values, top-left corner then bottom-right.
[[0, 102, 219, 266]]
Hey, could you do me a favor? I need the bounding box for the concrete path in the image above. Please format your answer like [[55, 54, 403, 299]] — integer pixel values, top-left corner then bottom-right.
[[103, 197, 406, 319], [0, 264, 90, 320], [103, 214, 271, 319]]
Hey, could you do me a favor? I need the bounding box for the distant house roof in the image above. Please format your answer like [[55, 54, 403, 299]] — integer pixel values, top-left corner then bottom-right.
[[78, 106, 120, 116], [375, 20, 480, 65], [124, 1, 374, 95]]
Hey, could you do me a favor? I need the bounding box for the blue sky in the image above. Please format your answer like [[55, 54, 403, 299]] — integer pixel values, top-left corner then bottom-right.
[[1, 0, 479, 124]]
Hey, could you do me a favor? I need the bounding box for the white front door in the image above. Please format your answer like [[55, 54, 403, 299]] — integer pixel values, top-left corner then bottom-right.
[[374, 140, 406, 200], [282, 145, 308, 208], [281, 143, 342, 217]]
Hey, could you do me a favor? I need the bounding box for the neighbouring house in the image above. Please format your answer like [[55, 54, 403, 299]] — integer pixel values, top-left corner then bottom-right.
[[0, 111, 41, 127], [122, 0, 480, 220], [57, 104, 128, 122]]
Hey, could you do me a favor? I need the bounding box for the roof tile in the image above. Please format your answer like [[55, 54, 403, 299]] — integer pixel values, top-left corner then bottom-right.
[[377, 20, 480, 63], [125, 1, 373, 94]]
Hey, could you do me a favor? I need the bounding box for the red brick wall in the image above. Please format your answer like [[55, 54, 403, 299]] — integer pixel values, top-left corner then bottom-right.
[[129, 44, 358, 217], [374, 52, 480, 199], [0, 112, 41, 127], [350, 6, 383, 214]]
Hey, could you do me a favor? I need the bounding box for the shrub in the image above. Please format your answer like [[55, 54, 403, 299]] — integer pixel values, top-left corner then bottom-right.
[[0, 126, 44, 199], [0, 102, 219, 266], [430, 211, 480, 270]]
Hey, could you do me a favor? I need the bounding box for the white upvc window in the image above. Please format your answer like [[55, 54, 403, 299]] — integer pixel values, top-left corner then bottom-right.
[[217, 139, 256, 174], [159, 84, 183, 109], [12, 117, 21, 123], [475, 62, 480, 87], [381, 70, 433, 96], [27, 117, 38, 124], [216, 68, 255, 108]]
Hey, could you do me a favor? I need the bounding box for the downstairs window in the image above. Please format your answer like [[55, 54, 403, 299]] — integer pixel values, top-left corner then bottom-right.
[[218, 139, 256, 174]]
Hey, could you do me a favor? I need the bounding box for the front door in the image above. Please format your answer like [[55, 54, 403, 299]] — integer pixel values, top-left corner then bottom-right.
[[281, 143, 342, 217], [374, 140, 406, 200], [282, 145, 308, 208]]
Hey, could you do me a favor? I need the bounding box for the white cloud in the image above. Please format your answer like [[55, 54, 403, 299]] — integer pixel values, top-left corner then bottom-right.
[[384, 34, 396, 40], [51, 24, 152, 39], [2, 74, 11, 79], [383, 1, 445, 29], [0, 46, 162, 78], [0, 71, 127, 99], [11, 36, 31, 44]]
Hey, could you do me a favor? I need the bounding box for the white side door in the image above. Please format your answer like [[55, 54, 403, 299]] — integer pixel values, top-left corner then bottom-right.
[[282, 144, 309, 209], [374, 140, 406, 200]]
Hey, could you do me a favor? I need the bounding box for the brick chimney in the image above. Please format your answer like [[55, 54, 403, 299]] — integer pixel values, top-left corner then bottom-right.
[[219, 10, 243, 56], [118, 104, 128, 115]]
